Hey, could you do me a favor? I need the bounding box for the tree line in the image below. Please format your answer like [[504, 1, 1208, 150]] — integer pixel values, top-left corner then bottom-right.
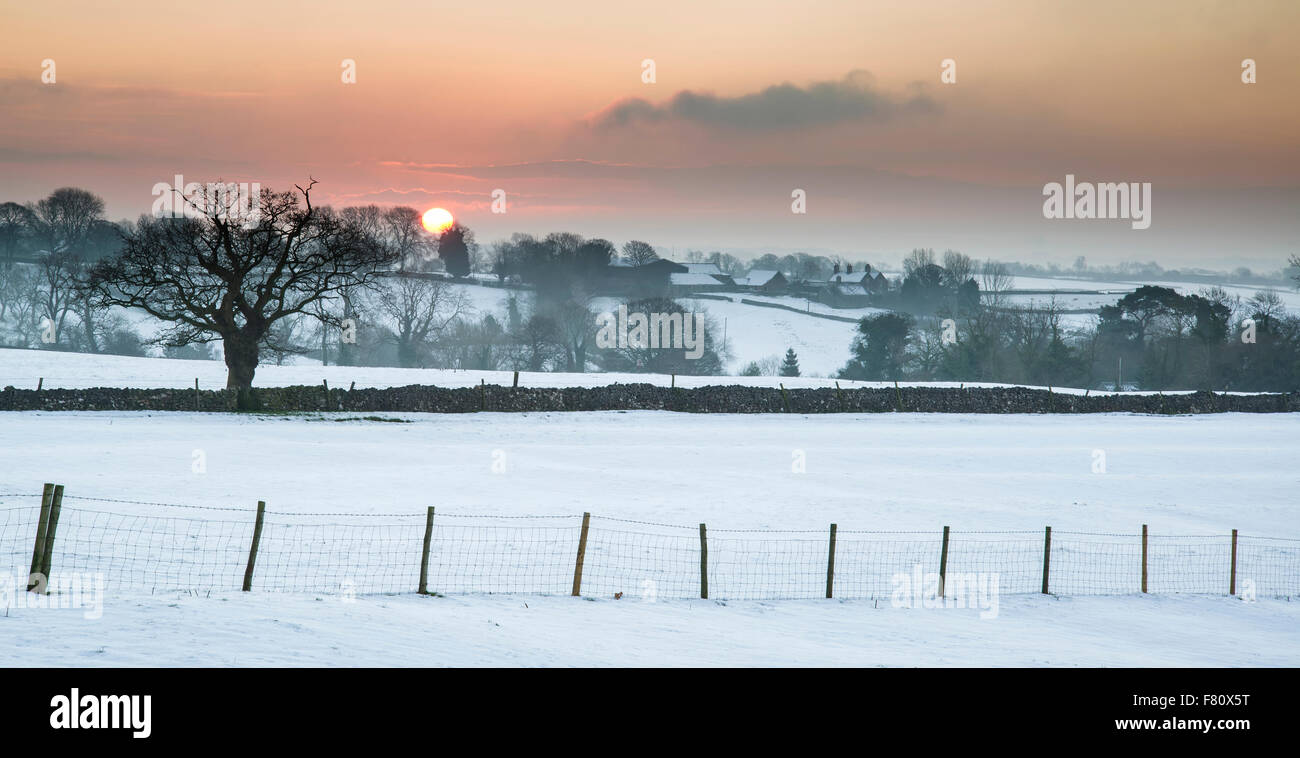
[[0, 184, 729, 407], [841, 266, 1300, 392], [4, 182, 1296, 398]]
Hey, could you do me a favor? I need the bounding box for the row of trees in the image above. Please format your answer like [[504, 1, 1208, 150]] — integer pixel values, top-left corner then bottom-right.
[[0, 185, 485, 406], [303, 285, 728, 377], [2, 184, 736, 404], [1002, 255, 1300, 287], [840, 281, 1300, 391], [0, 189, 132, 353], [6, 181, 1297, 396]]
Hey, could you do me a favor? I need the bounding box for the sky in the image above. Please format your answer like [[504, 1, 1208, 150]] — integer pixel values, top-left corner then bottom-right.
[[1, 0, 1297, 270]]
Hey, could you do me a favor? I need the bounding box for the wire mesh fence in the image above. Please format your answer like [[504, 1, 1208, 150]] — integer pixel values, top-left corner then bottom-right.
[[1, 488, 1297, 600]]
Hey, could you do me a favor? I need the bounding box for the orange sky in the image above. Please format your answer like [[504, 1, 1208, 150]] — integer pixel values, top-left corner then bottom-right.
[[1, 0, 1297, 267]]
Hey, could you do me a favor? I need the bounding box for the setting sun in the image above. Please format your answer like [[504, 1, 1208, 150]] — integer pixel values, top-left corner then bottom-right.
[[421, 207, 454, 234]]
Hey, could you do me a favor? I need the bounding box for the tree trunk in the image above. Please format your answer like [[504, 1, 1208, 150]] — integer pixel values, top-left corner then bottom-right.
[[80, 299, 99, 353], [573, 339, 586, 373], [337, 296, 356, 366], [224, 331, 261, 410], [397, 340, 418, 369]]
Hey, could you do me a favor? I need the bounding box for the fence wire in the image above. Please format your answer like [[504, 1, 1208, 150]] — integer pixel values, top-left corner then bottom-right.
[[1, 497, 1297, 600]]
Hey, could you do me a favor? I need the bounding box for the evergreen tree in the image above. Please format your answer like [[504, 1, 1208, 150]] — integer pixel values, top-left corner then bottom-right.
[[839, 312, 913, 381], [437, 224, 472, 277], [780, 348, 801, 377]]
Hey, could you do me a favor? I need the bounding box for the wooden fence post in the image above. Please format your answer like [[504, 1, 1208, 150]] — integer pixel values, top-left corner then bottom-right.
[[699, 523, 709, 599], [512, 371, 519, 389], [939, 525, 950, 598], [480, 379, 487, 411], [37, 484, 64, 592], [1041, 526, 1052, 595], [779, 383, 789, 413], [1141, 524, 1148, 593], [418, 507, 435, 594], [27, 483, 54, 592], [195, 378, 200, 411], [1230, 528, 1238, 595], [571, 512, 591, 596], [242, 501, 266, 592], [825, 523, 837, 599]]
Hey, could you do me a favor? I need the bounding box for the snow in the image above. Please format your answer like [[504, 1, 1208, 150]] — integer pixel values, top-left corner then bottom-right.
[[385, 281, 880, 375], [2, 352, 1297, 666], [668, 272, 727, 286], [3, 592, 1296, 667], [2, 346, 1290, 396], [998, 274, 1300, 313], [1, 411, 1295, 535], [4, 346, 892, 389]]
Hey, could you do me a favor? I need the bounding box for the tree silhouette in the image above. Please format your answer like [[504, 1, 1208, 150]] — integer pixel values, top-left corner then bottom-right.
[[780, 348, 801, 377], [437, 223, 472, 277], [88, 181, 398, 408]]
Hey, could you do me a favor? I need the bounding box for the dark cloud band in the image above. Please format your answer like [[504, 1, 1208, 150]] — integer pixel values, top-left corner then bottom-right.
[[589, 70, 938, 131]]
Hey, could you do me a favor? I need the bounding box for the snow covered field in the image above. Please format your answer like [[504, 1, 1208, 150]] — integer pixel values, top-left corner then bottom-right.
[[1, 410, 1297, 534], [1, 409, 1298, 666], [5, 592, 1297, 667], [1002, 274, 1300, 312], [0, 347, 1278, 395]]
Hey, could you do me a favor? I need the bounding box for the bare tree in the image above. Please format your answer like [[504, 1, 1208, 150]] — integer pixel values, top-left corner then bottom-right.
[[23, 189, 111, 349], [1, 265, 41, 345], [515, 314, 564, 372], [0, 202, 36, 268], [941, 250, 974, 289], [902, 248, 936, 278], [542, 283, 599, 372], [621, 240, 659, 266], [980, 260, 1015, 307], [373, 274, 469, 367], [380, 206, 433, 271], [88, 181, 398, 407], [1248, 289, 1285, 321], [29, 188, 106, 255], [33, 250, 78, 345]]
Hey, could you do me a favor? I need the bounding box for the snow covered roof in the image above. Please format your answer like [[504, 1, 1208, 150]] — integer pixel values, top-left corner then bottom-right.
[[740, 269, 782, 286], [831, 271, 871, 284], [670, 272, 726, 286], [683, 263, 724, 276]]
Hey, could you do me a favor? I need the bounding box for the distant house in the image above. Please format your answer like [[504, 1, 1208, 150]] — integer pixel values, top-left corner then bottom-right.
[[681, 262, 736, 287], [670, 271, 730, 295], [602, 258, 688, 295], [830, 270, 871, 287], [829, 267, 889, 294], [735, 269, 788, 294], [822, 283, 873, 307]]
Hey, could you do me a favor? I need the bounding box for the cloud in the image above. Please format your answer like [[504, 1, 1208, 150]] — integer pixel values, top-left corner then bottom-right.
[[587, 70, 939, 131]]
